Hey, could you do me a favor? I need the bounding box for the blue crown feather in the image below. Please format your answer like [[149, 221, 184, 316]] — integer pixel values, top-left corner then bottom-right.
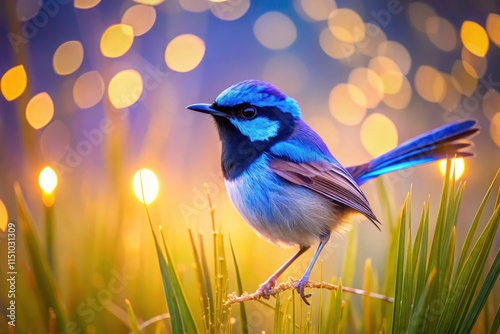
[[215, 80, 302, 119]]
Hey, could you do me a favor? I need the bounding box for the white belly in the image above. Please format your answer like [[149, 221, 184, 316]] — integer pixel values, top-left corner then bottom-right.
[[225, 155, 348, 247]]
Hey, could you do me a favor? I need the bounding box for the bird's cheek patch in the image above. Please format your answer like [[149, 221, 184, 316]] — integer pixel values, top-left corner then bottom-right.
[[230, 117, 280, 142]]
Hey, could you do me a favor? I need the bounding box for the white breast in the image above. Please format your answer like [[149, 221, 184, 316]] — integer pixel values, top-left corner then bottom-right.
[[225, 154, 349, 247]]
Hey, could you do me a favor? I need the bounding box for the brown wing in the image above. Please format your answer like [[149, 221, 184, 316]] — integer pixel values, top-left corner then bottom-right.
[[270, 159, 381, 229]]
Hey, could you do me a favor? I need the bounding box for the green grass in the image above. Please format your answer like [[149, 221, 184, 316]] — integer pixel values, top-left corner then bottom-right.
[[7, 164, 500, 333]]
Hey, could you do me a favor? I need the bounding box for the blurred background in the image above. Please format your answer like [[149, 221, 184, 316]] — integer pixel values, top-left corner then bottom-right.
[[0, 0, 499, 332]]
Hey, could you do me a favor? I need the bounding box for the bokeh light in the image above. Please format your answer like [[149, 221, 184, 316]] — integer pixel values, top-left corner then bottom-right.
[[377, 41, 411, 75], [1, 64, 27, 101], [348, 67, 383, 109], [486, 13, 500, 47], [451, 60, 477, 96], [358, 23, 387, 58], [329, 83, 366, 125], [53, 41, 84, 75], [179, 0, 210, 13], [461, 47, 487, 78], [100, 24, 134, 58], [438, 74, 462, 111], [26, 92, 54, 130], [16, 0, 42, 21], [165, 34, 205, 72], [297, 0, 337, 21], [74, 0, 101, 9], [262, 53, 308, 95], [369, 56, 403, 95], [121, 5, 156, 36], [360, 113, 398, 157], [490, 113, 500, 147], [134, 0, 164, 5], [414, 65, 446, 103], [108, 69, 143, 109], [482, 89, 500, 121], [0, 200, 7, 232], [407, 2, 436, 32], [438, 158, 465, 180], [39, 166, 58, 194], [39, 166, 58, 207], [133, 169, 159, 204], [73, 70, 105, 109], [254, 12, 297, 50], [460, 20, 489, 58], [209, 0, 249, 21], [382, 76, 412, 110], [425, 16, 457, 52], [319, 27, 354, 59], [328, 8, 365, 43]]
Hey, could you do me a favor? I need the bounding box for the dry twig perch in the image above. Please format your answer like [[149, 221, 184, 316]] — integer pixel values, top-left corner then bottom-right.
[[225, 280, 394, 306]]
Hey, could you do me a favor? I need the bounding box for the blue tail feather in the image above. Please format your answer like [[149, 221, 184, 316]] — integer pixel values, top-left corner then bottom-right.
[[347, 120, 479, 185]]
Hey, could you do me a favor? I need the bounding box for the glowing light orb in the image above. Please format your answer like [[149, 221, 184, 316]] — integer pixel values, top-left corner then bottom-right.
[[360, 113, 398, 157], [53, 40, 84, 75], [39, 166, 58, 194], [414, 65, 446, 103], [460, 21, 489, 58], [328, 8, 365, 43], [121, 5, 156, 36], [73, 71, 105, 109], [133, 169, 159, 204], [490, 113, 500, 148], [486, 13, 500, 47], [1, 65, 27, 101], [438, 158, 465, 180], [108, 70, 143, 109], [165, 34, 205, 72], [329, 83, 367, 126], [74, 0, 101, 9], [26, 92, 54, 130], [254, 12, 297, 50], [0, 200, 7, 232], [100, 24, 134, 58], [134, 0, 164, 5]]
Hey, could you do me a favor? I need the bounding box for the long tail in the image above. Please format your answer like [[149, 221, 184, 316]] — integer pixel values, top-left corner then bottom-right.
[[347, 119, 480, 185]]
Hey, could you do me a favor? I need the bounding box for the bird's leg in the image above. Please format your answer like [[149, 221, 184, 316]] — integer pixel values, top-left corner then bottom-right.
[[258, 246, 310, 298], [297, 233, 331, 305]]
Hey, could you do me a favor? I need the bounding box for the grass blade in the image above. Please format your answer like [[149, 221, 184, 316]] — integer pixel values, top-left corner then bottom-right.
[[408, 268, 437, 334], [489, 306, 500, 334], [361, 259, 373, 333], [160, 228, 199, 333], [414, 200, 429, 305], [450, 203, 500, 332], [436, 202, 500, 332], [340, 221, 357, 330], [188, 229, 211, 331], [125, 299, 141, 334], [392, 193, 409, 333], [457, 169, 500, 272], [229, 236, 248, 334], [459, 249, 500, 333], [13, 183, 67, 331]]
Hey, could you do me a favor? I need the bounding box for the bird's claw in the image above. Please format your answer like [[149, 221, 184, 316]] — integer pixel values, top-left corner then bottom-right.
[[257, 279, 276, 299], [297, 280, 312, 305]]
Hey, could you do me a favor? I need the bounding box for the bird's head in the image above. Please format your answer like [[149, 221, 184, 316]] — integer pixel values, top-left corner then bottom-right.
[[187, 80, 301, 143]]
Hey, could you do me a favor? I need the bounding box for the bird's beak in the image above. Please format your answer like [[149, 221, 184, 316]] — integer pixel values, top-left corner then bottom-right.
[[186, 103, 228, 118]]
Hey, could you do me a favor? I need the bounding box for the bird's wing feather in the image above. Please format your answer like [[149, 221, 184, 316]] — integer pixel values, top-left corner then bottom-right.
[[270, 158, 381, 229]]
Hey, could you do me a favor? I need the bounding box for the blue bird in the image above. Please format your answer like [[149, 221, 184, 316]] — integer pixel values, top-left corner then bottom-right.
[[187, 80, 479, 304]]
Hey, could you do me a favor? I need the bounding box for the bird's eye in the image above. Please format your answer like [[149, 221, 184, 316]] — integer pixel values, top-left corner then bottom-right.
[[241, 106, 257, 119]]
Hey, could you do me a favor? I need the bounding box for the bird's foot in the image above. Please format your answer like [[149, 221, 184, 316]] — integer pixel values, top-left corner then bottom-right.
[[257, 278, 277, 299], [297, 279, 312, 305]]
